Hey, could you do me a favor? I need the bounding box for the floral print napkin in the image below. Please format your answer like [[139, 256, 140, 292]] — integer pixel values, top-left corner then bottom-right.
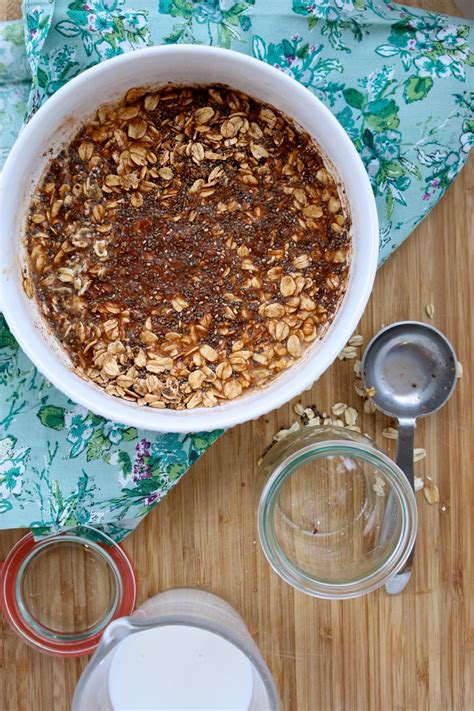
[[0, 0, 472, 539], [0, 21, 31, 164]]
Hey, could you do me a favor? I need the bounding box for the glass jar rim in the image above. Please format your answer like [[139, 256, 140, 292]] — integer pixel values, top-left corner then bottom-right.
[[257, 439, 417, 599], [0, 526, 136, 656]]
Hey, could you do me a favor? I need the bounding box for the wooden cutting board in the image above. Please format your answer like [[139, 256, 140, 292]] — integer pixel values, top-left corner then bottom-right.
[[0, 1, 472, 709]]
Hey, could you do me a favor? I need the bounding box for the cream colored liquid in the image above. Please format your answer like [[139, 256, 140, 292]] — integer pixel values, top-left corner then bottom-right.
[[108, 624, 253, 710]]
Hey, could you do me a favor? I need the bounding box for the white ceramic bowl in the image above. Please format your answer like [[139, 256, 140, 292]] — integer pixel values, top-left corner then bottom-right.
[[0, 46, 378, 433]]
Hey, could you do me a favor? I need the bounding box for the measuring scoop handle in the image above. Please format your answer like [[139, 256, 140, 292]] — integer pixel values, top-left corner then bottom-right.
[[385, 418, 416, 595], [396, 418, 416, 491]]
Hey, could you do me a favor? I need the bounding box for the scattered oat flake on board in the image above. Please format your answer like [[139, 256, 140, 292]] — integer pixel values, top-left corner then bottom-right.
[[344, 407, 358, 426], [331, 402, 347, 417], [414, 476, 424, 492], [273, 420, 300, 442], [425, 304, 435, 319], [382, 427, 398, 440], [338, 346, 358, 360], [363, 398, 376, 414], [372, 476, 386, 497], [366, 386, 376, 397], [348, 334, 364, 347], [353, 360, 362, 377], [288, 421, 301, 434], [414, 448, 426, 462], [457, 362, 463, 378], [293, 403, 305, 416], [423, 481, 439, 504]]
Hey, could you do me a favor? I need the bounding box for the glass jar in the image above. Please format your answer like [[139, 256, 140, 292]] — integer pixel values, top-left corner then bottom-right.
[[0, 526, 136, 656], [255, 426, 417, 599]]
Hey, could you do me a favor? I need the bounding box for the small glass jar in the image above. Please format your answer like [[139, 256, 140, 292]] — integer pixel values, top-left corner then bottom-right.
[[255, 426, 417, 599], [0, 526, 136, 656]]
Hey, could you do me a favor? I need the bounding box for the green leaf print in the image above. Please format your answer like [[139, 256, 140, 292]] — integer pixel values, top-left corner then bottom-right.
[[190, 430, 223, 453], [365, 98, 399, 131], [36, 66, 48, 88], [399, 157, 422, 180], [161, 0, 194, 19], [403, 75, 433, 103], [122, 427, 138, 441], [118, 451, 132, 477], [343, 88, 365, 110], [167, 462, 187, 480], [37, 405, 66, 430], [385, 161, 405, 179], [163, 24, 188, 43], [0, 321, 18, 351], [86, 430, 110, 462]]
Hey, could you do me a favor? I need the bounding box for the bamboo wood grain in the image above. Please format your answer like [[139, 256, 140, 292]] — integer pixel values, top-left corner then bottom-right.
[[0, 1, 472, 709]]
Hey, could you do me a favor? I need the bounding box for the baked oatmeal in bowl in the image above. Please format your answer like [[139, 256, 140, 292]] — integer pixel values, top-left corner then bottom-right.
[[0, 46, 378, 432]]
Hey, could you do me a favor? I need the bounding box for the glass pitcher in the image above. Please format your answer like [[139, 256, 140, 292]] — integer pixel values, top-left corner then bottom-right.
[[72, 587, 280, 711]]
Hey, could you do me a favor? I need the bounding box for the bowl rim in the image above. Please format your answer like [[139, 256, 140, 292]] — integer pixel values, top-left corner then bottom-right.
[[0, 45, 379, 433]]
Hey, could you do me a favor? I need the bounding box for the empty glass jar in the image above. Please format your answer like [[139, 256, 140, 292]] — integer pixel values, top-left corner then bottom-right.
[[255, 426, 417, 599]]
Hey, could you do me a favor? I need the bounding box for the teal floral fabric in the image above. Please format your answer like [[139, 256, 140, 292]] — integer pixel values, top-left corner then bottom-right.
[[0, 0, 472, 538], [0, 21, 31, 164], [0, 316, 222, 539]]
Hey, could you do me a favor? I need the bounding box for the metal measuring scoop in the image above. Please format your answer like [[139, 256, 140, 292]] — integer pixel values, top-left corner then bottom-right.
[[362, 321, 458, 594]]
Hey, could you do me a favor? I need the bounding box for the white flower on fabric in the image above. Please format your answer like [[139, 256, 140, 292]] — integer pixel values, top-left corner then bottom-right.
[[64, 404, 89, 429], [461, 131, 473, 154], [414, 54, 453, 78], [414, 30, 433, 50], [122, 12, 148, 32], [103, 421, 125, 444], [95, 39, 117, 60], [436, 24, 464, 49]]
